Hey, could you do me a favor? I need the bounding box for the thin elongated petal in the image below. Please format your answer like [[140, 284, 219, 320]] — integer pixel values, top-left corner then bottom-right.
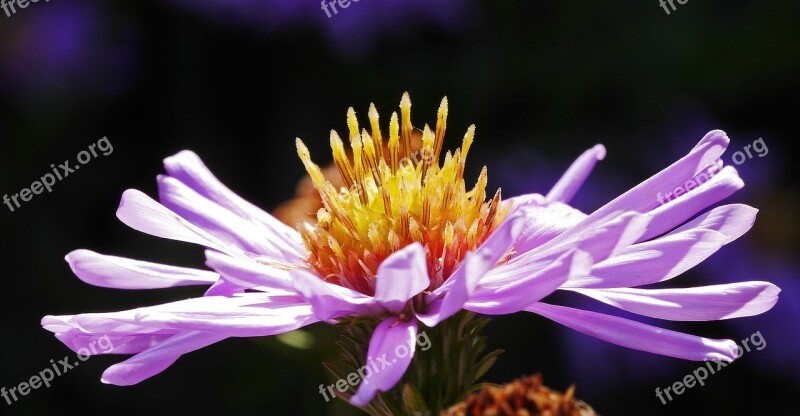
[[42, 314, 174, 355], [484, 212, 649, 287], [158, 175, 290, 258], [507, 193, 547, 211], [101, 331, 227, 386], [431, 210, 526, 296], [418, 212, 524, 326], [291, 269, 381, 320], [567, 205, 757, 288], [374, 243, 430, 313], [205, 250, 295, 292], [163, 150, 305, 259], [547, 211, 650, 263], [639, 166, 744, 241], [44, 295, 315, 337], [134, 298, 316, 336], [350, 318, 418, 406], [203, 278, 245, 297], [65, 249, 218, 289], [546, 144, 606, 203], [513, 201, 587, 256], [567, 229, 730, 288], [541, 130, 729, 249], [67, 334, 174, 355], [525, 302, 740, 361], [466, 250, 592, 315], [116, 189, 244, 258], [568, 282, 780, 321], [672, 203, 757, 240]]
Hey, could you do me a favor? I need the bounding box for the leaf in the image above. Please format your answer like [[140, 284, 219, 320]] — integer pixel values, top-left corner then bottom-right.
[[472, 349, 505, 383], [402, 383, 432, 416]]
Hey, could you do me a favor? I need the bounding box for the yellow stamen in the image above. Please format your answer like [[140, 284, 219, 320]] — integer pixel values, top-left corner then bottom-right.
[[400, 92, 413, 159], [296, 94, 508, 294], [368, 103, 384, 161]]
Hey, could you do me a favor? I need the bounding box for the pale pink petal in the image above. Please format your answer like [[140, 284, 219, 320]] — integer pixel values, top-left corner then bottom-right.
[[158, 175, 293, 259], [484, 212, 649, 287], [567, 205, 757, 288], [350, 318, 418, 406], [44, 294, 315, 338], [291, 269, 381, 320], [205, 250, 295, 292], [546, 144, 606, 203], [417, 211, 525, 326], [466, 250, 592, 314], [65, 249, 218, 290], [101, 331, 227, 386], [640, 166, 744, 241], [512, 201, 587, 256], [163, 150, 305, 257], [568, 282, 780, 321], [526, 302, 740, 361], [545, 130, 729, 248], [567, 229, 730, 288], [116, 189, 244, 258], [374, 243, 430, 313]]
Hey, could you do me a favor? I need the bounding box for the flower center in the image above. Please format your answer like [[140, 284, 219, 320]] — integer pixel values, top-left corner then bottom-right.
[[296, 93, 509, 295]]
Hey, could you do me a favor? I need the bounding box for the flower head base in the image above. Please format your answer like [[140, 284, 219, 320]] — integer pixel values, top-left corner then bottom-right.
[[296, 93, 509, 296]]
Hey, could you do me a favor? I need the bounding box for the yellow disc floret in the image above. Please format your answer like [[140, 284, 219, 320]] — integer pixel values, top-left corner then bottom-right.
[[296, 93, 510, 296]]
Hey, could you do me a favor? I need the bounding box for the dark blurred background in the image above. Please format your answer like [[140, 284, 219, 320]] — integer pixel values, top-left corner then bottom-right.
[[1, 0, 798, 414]]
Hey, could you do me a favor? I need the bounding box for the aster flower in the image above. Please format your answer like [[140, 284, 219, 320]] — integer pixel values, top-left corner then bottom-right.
[[42, 93, 779, 412]]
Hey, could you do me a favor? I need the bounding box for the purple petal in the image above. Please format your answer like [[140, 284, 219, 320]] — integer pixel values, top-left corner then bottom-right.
[[546, 144, 606, 203], [547, 130, 729, 247], [163, 150, 305, 258], [466, 250, 592, 315], [101, 331, 227, 386], [506, 193, 547, 211], [485, 212, 649, 287], [525, 302, 740, 361], [133, 296, 315, 336], [639, 166, 744, 241], [116, 189, 244, 257], [65, 249, 218, 289], [205, 249, 295, 292], [158, 175, 293, 258], [568, 282, 780, 321], [291, 269, 381, 320], [568, 205, 757, 288], [417, 211, 525, 326], [569, 229, 730, 288], [43, 315, 175, 355], [42, 314, 174, 355], [203, 278, 245, 297], [673, 203, 757, 240], [350, 318, 418, 406], [374, 243, 430, 314], [44, 294, 315, 337], [512, 201, 587, 256]]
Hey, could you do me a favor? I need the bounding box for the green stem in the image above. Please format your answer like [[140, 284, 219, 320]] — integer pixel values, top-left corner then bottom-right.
[[327, 312, 501, 415]]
